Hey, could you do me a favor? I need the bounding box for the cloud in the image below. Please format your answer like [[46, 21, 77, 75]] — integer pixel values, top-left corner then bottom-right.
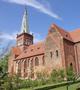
[[0, 31, 43, 57], [0, 32, 17, 40], [0, 32, 17, 57], [3, 0, 62, 20], [0, 31, 43, 43]]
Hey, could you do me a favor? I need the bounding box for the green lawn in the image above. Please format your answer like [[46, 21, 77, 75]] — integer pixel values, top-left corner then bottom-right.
[[19, 83, 80, 90]]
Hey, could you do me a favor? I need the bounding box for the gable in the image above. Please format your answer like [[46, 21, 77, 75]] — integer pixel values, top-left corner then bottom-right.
[[49, 24, 73, 42]]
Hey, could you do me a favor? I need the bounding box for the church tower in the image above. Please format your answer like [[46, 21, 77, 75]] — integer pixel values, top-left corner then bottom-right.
[[16, 7, 33, 51]]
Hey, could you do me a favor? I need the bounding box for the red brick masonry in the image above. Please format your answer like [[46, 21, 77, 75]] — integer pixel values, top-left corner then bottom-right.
[[8, 24, 80, 79]]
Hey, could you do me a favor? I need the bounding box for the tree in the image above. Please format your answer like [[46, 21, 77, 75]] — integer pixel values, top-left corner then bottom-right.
[[0, 54, 9, 73], [0, 54, 9, 89]]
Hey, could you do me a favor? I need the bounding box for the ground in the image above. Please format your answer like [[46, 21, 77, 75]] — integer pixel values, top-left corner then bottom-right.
[[19, 82, 80, 90]]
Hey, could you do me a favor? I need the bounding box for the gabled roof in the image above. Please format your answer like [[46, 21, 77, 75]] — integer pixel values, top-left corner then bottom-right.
[[50, 24, 80, 43], [50, 24, 73, 42], [16, 42, 45, 60]]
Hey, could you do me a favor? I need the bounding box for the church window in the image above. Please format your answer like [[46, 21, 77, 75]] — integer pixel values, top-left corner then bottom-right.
[[50, 52, 52, 58], [24, 60, 28, 77], [42, 56, 45, 65], [27, 59, 30, 67], [56, 50, 59, 57], [35, 57, 39, 66], [17, 61, 21, 77], [31, 59, 33, 67], [24, 60, 27, 69], [70, 63, 73, 70]]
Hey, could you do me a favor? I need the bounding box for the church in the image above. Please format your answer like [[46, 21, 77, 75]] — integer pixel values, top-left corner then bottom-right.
[[8, 8, 80, 79]]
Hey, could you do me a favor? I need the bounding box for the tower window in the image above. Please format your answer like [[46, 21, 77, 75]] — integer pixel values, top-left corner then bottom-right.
[[56, 50, 58, 57]]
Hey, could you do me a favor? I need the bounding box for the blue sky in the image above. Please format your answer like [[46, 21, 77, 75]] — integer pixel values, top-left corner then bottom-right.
[[0, 0, 80, 54]]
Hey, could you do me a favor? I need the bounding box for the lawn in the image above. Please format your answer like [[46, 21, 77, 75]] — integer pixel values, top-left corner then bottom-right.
[[19, 82, 80, 90]]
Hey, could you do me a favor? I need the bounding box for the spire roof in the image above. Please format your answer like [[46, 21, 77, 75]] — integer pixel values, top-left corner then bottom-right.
[[21, 7, 29, 33]]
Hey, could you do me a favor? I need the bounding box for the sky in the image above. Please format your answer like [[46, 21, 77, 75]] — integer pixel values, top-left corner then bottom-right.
[[0, 0, 80, 55]]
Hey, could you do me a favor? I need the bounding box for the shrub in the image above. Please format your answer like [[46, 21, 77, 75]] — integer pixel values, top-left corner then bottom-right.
[[66, 67, 76, 81], [50, 69, 65, 83], [50, 69, 59, 83]]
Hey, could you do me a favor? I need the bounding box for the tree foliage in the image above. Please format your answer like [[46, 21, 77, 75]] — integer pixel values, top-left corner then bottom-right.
[[0, 54, 9, 89], [0, 54, 9, 73]]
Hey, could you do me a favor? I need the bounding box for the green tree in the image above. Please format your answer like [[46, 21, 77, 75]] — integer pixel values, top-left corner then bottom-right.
[[0, 54, 9, 73], [0, 54, 9, 89]]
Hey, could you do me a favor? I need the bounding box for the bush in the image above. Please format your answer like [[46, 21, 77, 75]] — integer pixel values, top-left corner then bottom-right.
[[50, 69, 65, 83], [66, 67, 76, 81], [2, 76, 17, 90], [19, 79, 33, 89]]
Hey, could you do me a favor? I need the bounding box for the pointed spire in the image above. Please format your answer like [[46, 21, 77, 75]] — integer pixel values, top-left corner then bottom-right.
[[21, 6, 29, 33]]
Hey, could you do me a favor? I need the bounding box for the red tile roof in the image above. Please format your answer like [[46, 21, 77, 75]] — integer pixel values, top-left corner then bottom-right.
[[51, 24, 80, 43], [16, 42, 45, 60], [69, 29, 80, 42], [12, 24, 80, 60], [12, 47, 21, 55], [50, 24, 73, 42]]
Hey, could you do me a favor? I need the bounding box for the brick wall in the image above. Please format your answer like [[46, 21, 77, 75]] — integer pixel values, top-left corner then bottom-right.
[[63, 39, 76, 72], [44, 28, 64, 73]]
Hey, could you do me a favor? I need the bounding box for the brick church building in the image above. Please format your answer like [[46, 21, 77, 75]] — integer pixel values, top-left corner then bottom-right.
[[8, 8, 80, 79]]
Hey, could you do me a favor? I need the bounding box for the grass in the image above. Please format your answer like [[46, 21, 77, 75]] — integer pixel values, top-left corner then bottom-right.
[[19, 82, 80, 90], [51, 83, 80, 90], [19, 88, 32, 90]]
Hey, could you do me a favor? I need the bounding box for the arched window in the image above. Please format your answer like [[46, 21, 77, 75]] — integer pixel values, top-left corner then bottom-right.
[[24, 60, 27, 69], [31, 59, 33, 67], [42, 56, 45, 65], [18, 61, 21, 77], [56, 50, 59, 57], [70, 63, 73, 70], [24, 60, 28, 77], [50, 52, 52, 58], [27, 58, 30, 67], [35, 57, 39, 66]]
